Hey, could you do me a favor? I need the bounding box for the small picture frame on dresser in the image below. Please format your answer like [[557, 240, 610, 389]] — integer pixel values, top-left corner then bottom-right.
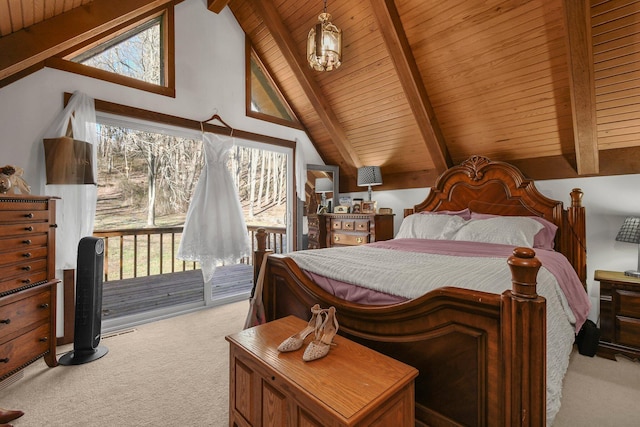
[[334, 205, 350, 213], [361, 201, 377, 213], [352, 201, 362, 213]]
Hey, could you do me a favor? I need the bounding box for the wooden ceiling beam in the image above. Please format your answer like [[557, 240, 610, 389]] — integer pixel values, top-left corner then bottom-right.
[[563, 0, 599, 175], [249, 0, 363, 169], [207, 0, 230, 14], [369, 0, 452, 174], [0, 0, 180, 81]]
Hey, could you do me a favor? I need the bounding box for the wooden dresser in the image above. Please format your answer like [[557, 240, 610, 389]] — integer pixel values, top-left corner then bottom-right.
[[596, 270, 640, 361], [0, 195, 58, 380], [325, 213, 394, 247], [226, 315, 417, 427], [306, 214, 326, 249]]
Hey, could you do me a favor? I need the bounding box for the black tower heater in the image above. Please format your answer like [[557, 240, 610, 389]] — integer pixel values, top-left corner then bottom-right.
[[59, 236, 109, 365]]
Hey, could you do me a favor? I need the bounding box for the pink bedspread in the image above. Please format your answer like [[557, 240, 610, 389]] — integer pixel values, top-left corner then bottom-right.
[[305, 238, 590, 332]]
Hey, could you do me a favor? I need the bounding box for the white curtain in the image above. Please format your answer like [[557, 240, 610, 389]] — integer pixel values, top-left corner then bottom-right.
[[177, 132, 251, 283], [43, 91, 98, 269]]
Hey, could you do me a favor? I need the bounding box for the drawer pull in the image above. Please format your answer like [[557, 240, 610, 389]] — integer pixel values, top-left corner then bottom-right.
[[0, 358, 9, 363], [23, 252, 32, 258], [22, 265, 32, 271], [23, 239, 32, 244], [25, 213, 34, 218], [25, 226, 33, 231], [0, 318, 10, 324], [39, 337, 48, 342], [39, 303, 49, 309], [334, 236, 340, 242], [22, 279, 32, 284], [356, 237, 363, 243], [51, 224, 58, 228]]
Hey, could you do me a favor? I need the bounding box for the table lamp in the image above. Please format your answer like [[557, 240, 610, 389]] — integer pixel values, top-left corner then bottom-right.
[[357, 166, 382, 201], [615, 216, 640, 277]]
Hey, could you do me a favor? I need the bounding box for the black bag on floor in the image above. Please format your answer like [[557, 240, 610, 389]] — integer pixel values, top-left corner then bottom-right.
[[576, 319, 600, 357]]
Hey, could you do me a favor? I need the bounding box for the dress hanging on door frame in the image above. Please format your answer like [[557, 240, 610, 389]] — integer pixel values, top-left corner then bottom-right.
[[177, 132, 251, 282]]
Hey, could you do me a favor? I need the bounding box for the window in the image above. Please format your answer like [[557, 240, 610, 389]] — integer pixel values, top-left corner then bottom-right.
[[71, 17, 164, 86], [47, 8, 175, 97], [94, 115, 294, 306], [95, 119, 290, 233], [246, 41, 302, 129]]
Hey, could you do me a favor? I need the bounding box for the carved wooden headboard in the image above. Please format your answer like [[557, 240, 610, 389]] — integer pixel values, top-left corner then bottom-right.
[[409, 155, 587, 288]]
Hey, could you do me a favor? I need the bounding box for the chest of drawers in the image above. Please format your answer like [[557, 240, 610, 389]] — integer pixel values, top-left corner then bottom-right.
[[325, 213, 394, 247], [596, 270, 640, 361], [0, 195, 58, 380]]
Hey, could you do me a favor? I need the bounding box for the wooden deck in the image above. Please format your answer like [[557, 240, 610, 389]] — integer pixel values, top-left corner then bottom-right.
[[101, 263, 254, 320]]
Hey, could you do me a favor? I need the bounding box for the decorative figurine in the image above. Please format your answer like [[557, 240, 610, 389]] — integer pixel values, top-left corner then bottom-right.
[[0, 165, 31, 194]]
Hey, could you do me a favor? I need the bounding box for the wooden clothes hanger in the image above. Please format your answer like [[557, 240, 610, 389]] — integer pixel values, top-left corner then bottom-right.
[[200, 111, 234, 136]]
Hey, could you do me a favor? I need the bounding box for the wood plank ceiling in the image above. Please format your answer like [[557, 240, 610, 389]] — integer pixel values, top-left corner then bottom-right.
[[1, 0, 640, 192], [221, 0, 640, 192]]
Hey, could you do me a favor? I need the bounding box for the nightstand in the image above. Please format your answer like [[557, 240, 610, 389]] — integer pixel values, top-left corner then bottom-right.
[[325, 213, 394, 248], [226, 315, 417, 426], [595, 270, 640, 361]]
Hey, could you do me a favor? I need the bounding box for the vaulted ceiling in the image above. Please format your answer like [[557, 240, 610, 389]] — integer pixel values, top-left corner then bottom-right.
[[2, 0, 640, 193]]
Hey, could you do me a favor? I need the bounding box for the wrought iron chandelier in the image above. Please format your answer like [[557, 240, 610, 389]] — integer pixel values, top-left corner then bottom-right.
[[307, 0, 342, 71]]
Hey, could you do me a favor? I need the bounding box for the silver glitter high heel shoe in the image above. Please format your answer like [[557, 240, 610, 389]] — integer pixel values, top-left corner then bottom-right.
[[302, 306, 339, 362], [277, 304, 324, 352]]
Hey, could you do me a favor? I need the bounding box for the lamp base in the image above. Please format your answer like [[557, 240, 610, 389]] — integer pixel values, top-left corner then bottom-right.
[[624, 270, 640, 278]]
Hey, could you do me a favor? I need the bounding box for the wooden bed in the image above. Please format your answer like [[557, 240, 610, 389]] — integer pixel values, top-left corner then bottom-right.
[[255, 155, 586, 426]]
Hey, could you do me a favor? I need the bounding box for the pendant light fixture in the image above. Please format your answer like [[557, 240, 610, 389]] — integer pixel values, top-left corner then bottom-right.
[[307, 0, 342, 71]]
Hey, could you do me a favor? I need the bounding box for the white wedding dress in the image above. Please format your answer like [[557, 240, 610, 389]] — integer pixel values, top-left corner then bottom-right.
[[178, 132, 251, 282]]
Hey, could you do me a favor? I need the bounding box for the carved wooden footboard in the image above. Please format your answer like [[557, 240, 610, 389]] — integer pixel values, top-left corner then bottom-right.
[[262, 247, 545, 426]]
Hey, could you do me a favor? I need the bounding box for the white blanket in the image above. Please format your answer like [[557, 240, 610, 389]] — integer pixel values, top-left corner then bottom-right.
[[287, 245, 576, 425]]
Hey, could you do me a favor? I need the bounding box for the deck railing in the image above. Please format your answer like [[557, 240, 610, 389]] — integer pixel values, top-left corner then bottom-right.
[[93, 225, 286, 281]]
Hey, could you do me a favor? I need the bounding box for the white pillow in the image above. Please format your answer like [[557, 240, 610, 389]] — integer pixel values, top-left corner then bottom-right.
[[453, 216, 544, 247], [396, 213, 466, 240]]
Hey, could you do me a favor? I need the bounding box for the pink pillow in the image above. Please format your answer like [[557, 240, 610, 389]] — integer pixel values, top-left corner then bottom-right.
[[469, 212, 558, 250]]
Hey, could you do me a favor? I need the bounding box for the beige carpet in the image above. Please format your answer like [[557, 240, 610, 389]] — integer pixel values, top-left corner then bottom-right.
[[2, 301, 248, 427], [2, 300, 639, 426]]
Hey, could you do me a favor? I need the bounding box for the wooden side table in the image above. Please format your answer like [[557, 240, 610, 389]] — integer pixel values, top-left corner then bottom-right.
[[595, 270, 640, 361], [324, 213, 394, 248], [226, 315, 418, 426]]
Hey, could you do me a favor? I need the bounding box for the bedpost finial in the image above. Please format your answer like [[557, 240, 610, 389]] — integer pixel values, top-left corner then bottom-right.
[[570, 188, 583, 207], [507, 247, 541, 299]]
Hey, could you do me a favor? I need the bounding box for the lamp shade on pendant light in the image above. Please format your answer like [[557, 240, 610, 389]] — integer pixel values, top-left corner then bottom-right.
[[307, 1, 342, 71]]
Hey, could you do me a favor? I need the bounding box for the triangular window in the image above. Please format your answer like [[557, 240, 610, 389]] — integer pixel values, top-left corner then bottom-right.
[[247, 44, 301, 129], [48, 8, 175, 97], [70, 17, 164, 86]]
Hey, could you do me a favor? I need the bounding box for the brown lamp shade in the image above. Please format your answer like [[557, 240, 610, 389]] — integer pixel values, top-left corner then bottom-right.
[[43, 136, 96, 185]]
